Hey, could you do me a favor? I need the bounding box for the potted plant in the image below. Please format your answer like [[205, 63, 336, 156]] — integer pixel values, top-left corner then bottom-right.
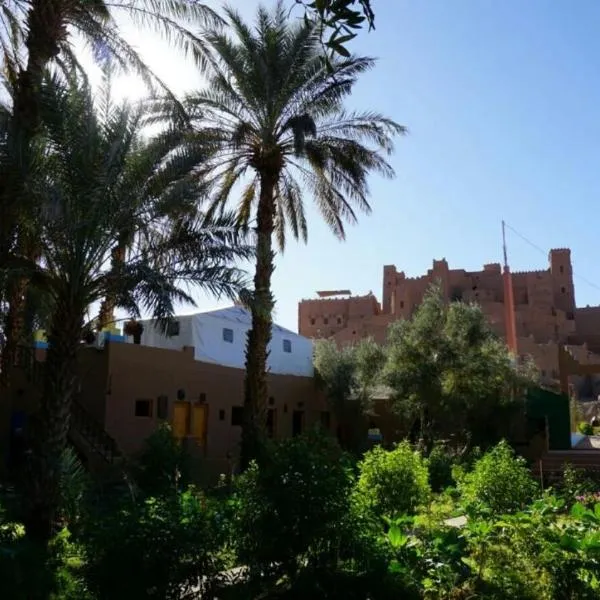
[[82, 327, 96, 345], [123, 320, 144, 345]]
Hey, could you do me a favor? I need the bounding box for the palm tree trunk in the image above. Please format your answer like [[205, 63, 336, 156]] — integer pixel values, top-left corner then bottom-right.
[[24, 298, 83, 541], [97, 245, 126, 330], [240, 172, 277, 470], [0, 1, 66, 382]]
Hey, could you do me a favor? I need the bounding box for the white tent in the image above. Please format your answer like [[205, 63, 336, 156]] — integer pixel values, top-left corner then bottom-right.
[[136, 306, 314, 377]]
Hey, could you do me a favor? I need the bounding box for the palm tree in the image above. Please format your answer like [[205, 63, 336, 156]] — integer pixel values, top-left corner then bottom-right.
[[0, 0, 221, 375], [177, 2, 405, 467], [6, 72, 251, 539]]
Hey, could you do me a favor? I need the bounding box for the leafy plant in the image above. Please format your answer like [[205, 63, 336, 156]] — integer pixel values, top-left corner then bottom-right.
[[82, 488, 224, 600], [232, 431, 353, 587], [135, 424, 190, 498], [384, 285, 536, 450], [314, 336, 386, 453], [356, 442, 431, 517], [458, 441, 538, 515], [58, 447, 89, 528], [578, 421, 594, 435], [426, 442, 455, 493]]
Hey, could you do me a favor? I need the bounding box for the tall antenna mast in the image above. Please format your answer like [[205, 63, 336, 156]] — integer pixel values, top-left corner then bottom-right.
[[502, 220, 508, 268], [502, 220, 518, 355]]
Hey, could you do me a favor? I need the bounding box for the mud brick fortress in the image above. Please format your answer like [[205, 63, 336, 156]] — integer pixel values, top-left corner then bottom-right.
[[298, 249, 600, 395]]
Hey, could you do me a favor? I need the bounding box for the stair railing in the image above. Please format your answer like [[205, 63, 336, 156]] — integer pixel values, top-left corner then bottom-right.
[[12, 344, 121, 464]]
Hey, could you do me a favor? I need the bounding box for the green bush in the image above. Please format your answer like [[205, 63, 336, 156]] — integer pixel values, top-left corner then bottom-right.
[[426, 442, 455, 492], [578, 421, 594, 436], [458, 440, 538, 514], [0, 504, 91, 600], [232, 431, 353, 583], [356, 442, 430, 517], [81, 487, 224, 600], [134, 423, 190, 497]]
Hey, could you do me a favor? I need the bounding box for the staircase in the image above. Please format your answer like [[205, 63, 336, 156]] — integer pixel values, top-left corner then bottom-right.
[[11, 345, 122, 468]]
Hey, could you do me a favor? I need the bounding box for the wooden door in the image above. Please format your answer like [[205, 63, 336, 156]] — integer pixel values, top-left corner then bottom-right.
[[172, 401, 190, 439], [191, 404, 208, 447]]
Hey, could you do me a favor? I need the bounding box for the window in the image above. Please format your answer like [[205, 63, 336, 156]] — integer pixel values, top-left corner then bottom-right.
[[560, 265, 564, 274], [292, 410, 304, 437], [561, 287, 566, 294], [157, 395, 168, 419], [310, 318, 315, 325], [337, 317, 342, 324], [266, 409, 276, 438], [323, 317, 329, 325], [135, 399, 152, 418], [166, 320, 180, 337], [231, 406, 244, 426], [268, 396, 275, 406], [320, 411, 331, 430], [199, 392, 207, 403], [283, 339, 292, 353], [222, 327, 234, 343], [400, 301, 404, 309], [219, 409, 225, 421], [566, 311, 574, 320]]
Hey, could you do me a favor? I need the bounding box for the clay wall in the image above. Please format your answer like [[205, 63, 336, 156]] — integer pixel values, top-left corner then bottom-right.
[[300, 248, 581, 350], [298, 294, 380, 339], [104, 342, 327, 480]]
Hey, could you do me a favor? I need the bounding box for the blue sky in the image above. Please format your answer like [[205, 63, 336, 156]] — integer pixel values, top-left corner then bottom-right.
[[113, 0, 600, 331]]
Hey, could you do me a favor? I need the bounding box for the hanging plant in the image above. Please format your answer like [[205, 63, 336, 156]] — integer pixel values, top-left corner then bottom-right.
[[124, 320, 144, 344], [82, 327, 96, 345]]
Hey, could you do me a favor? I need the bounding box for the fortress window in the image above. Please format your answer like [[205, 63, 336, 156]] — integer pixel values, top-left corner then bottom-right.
[[324, 318, 329, 325], [560, 265, 564, 274], [561, 286, 566, 294], [337, 317, 342, 324], [310, 318, 315, 325], [400, 301, 404, 308]]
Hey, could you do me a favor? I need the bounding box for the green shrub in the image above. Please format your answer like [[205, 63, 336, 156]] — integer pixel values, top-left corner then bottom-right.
[[134, 423, 190, 497], [356, 442, 430, 517], [578, 421, 594, 436], [427, 442, 455, 492], [0, 509, 91, 600], [82, 487, 224, 600], [232, 431, 353, 582], [458, 440, 538, 514]]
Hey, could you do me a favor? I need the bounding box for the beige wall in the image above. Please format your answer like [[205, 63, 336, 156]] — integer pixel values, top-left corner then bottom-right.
[[2, 343, 329, 482], [101, 342, 328, 478]]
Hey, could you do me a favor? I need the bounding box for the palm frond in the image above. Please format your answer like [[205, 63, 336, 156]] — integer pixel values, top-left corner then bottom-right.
[[182, 3, 404, 248]]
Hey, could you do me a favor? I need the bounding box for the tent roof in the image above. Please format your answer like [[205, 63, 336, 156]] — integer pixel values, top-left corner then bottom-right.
[[190, 306, 303, 338]]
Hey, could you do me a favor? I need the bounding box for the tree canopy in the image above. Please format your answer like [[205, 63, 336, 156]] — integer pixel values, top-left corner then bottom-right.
[[315, 285, 539, 453]]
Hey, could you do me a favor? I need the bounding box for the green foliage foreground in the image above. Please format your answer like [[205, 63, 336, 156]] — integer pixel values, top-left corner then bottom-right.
[[1, 432, 600, 600]]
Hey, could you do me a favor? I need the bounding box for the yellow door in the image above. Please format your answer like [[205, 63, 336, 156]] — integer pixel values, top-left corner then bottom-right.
[[191, 404, 208, 447], [172, 401, 190, 439]]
